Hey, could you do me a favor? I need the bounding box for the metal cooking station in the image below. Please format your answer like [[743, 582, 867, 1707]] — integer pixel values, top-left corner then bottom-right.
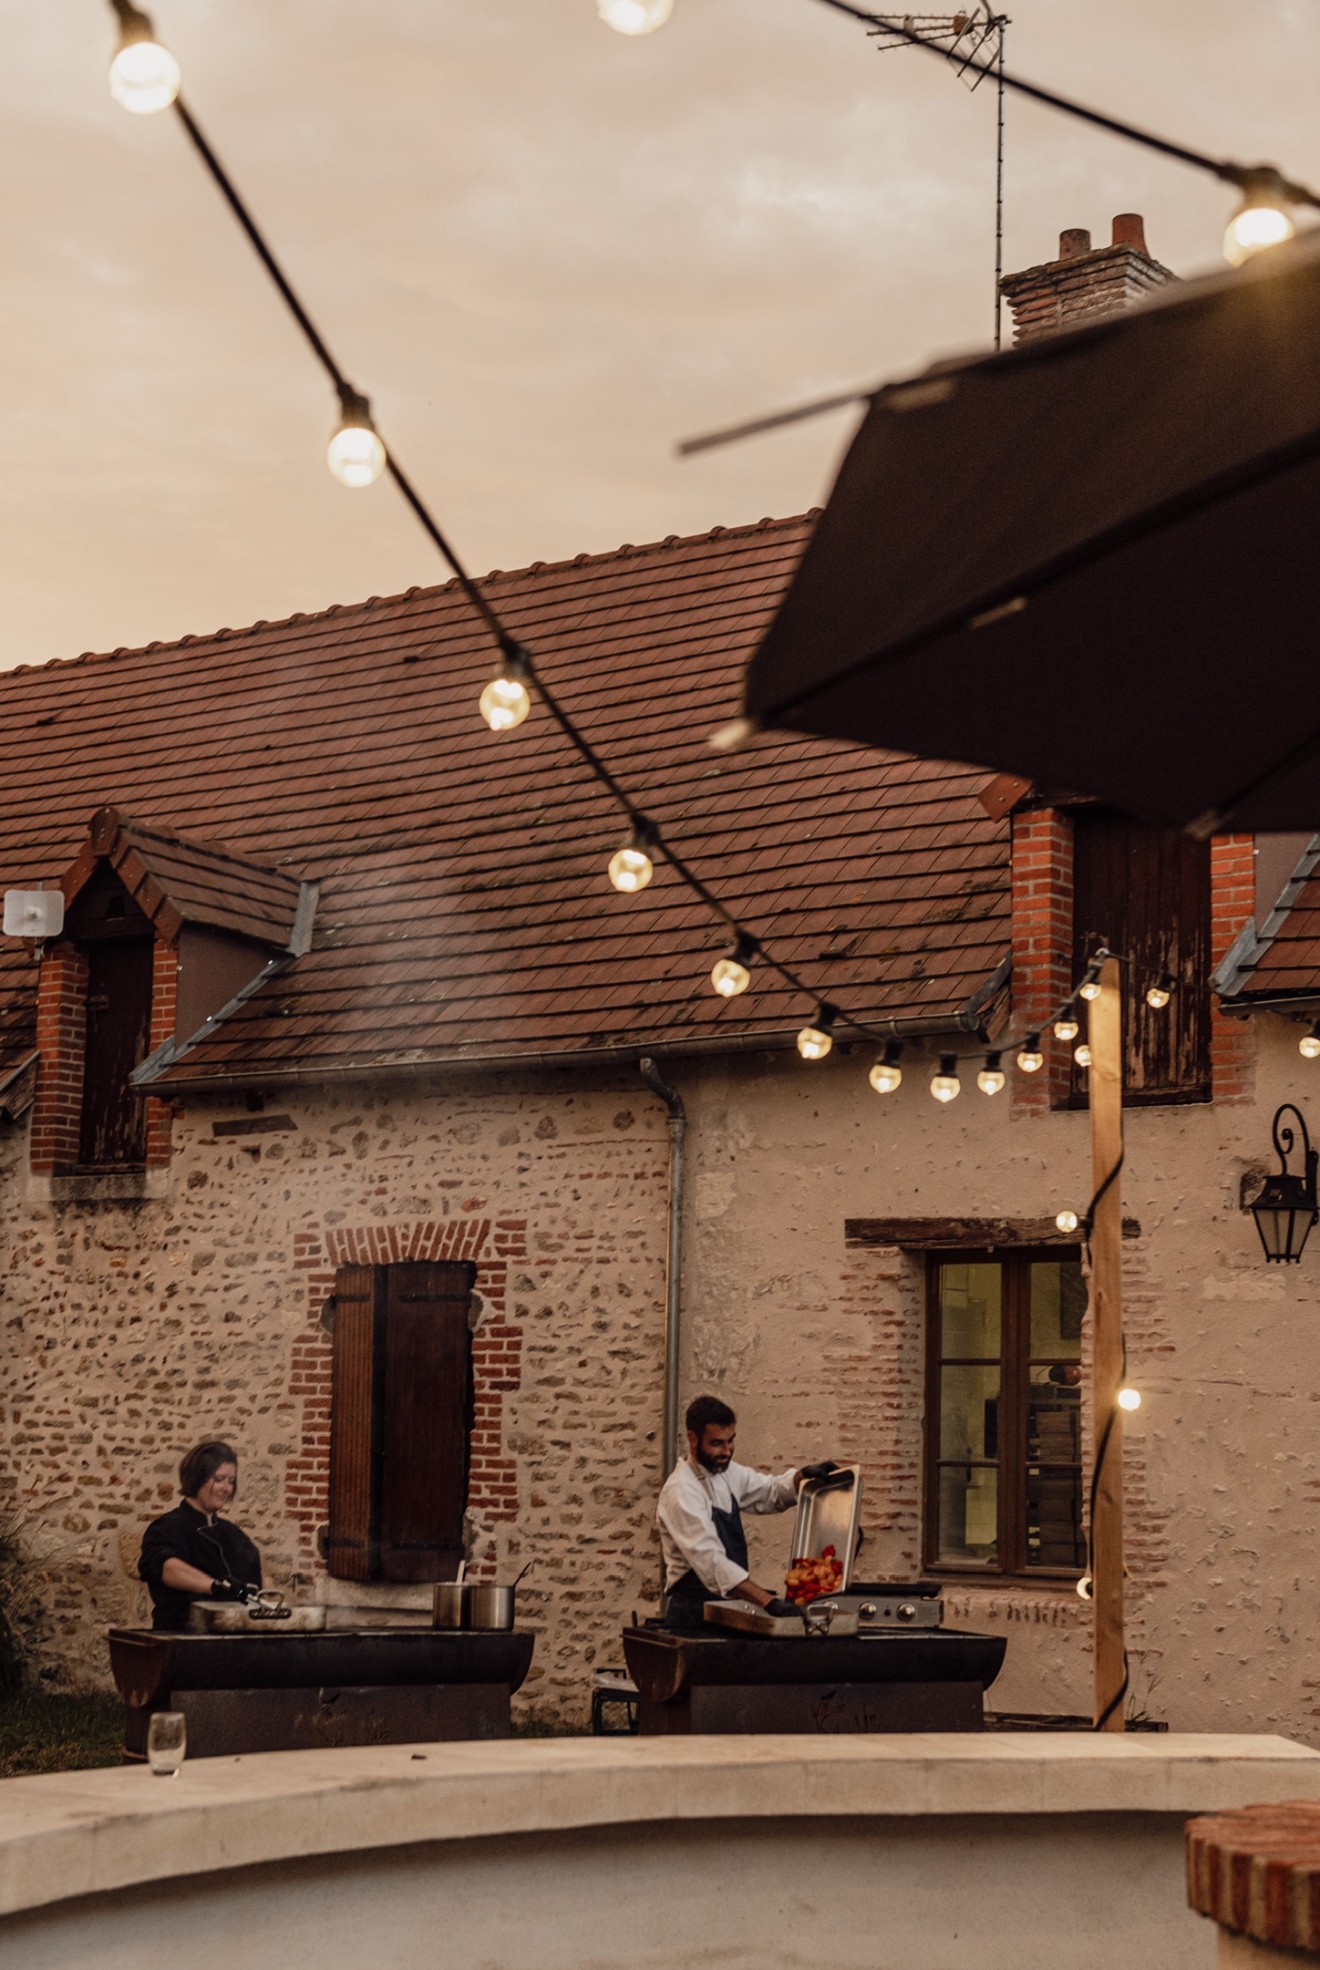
[[108, 1609, 534, 1760], [625, 1464, 1005, 1734]]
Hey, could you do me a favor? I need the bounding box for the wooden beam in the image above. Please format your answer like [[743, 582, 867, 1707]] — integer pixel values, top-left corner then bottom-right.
[[845, 1215, 1141, 1250], [1089, 956, 1125, 1731]]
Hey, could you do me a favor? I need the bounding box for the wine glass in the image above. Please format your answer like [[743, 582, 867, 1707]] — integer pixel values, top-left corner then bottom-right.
[[147, 1710, 187, 1777]]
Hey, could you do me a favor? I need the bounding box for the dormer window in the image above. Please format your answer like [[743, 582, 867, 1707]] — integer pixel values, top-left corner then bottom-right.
[[65, 866, 154, 1168]]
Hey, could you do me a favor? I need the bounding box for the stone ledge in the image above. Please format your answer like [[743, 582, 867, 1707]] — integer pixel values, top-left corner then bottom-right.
[[0, 1733, 1317, 1922]]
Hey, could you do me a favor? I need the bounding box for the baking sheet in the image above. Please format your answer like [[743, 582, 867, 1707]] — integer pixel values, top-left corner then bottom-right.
[[787, 1464, 863, 1586]]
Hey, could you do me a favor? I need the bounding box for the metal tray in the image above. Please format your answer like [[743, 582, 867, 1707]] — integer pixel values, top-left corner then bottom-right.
[[787, 1464, 863, 1586], [187, 1600, 327, 1634], [704, 1598, 859, 1638]]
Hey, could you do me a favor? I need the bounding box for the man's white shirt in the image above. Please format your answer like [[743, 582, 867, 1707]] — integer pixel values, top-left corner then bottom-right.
[[656, 1456, 797, 1596]]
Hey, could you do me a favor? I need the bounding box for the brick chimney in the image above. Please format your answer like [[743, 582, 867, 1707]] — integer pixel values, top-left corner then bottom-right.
[[1000, 214, 1175, 345]]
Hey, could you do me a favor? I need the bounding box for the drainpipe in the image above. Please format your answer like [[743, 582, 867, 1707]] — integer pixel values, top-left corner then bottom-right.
[[640, 1057, 686, 1481]]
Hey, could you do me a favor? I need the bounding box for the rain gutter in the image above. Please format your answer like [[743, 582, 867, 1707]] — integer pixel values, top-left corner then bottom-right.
[[639, 1057, 687, 1483]]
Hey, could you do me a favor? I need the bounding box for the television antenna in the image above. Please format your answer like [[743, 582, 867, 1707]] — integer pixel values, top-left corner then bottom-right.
[[868, 8, 1011, 347]]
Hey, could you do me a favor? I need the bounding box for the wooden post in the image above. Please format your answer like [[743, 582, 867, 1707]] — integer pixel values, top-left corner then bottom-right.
[[1089, 956, 1125, 1730]]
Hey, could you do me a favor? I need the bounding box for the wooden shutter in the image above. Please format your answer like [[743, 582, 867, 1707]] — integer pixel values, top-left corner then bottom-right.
[[1071, 808, 1211, 1105], [79, 937, 153, 1167], [326, 1260, 474, 1583], [378, 1261, 474, 1583], [327, 1265, 381, 1581]]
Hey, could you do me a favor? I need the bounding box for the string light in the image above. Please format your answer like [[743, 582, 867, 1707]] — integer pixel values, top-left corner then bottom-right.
[[1300, 1022, 1320, 1060], [479, 645, 533, 734], [1224, 170, 1296, 265], [1075, 1574, 1093, 1601], [1054, 1007, 1080, 1043], [977, 1051, 1005, 1096], [1074, 1042, 1093, 1068], [797, 1003, 838, 1061], [1079, 962, 1103, 1002], [869, 1042, 904, 1095], [608, 821, 656, 894], [1145, 972, 1174, 1010], [597, 0, 673, 31], [327, 390, 386, 489], [711, 933, 757, 999], [1116, 1386, 1142, 1412], [1017, 1034, 1044, 1074], [930, 1054, 961, 1103], [1056, 1209, 1079, 1233], [109, 5, 180, 114]]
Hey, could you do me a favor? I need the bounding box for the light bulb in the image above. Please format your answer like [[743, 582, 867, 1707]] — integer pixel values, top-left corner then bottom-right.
[[1116, 1386, 1142, 1412], [598, 0, 673, 32], [109, 15, 180, 114], [977, 1051, 1005, 1096], [608, 825, 655, 894], [1224, 185, 1295, 266], [1056, 1209, 1079, 1234], [711, 957, 750, 998], [796, 1005, 837, 1061], [1016, 1035, 1043, 1074], [1300, 1023, 1320, 1060], [1079, 965, 1102, 1002], [869, 1044, 903, 1094], [479, 674, 531, 733], [1145, 972, 1174, 1011], [1054, 1009, 1080, 1042], [930, 1054, 961, 1103], [1074, 1042, 1093, 1068], [1075, 1574, 1093, 1601], [327, 403, 386, 489]]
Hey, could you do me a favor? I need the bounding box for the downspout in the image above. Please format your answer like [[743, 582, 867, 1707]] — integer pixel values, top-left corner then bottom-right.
[[640, 1057, 686, 1483]]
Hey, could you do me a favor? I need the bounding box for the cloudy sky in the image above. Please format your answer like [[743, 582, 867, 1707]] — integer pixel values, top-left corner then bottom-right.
[[4, 0, 1318, 668]]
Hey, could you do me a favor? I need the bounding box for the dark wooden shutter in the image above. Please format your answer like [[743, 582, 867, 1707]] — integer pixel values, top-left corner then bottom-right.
[[79, 937, 153, 1167], [326, 1260, 474, 1583], [1071, 808, 1211, 1105], [327, 1265, 381, 1581], [378, 1261, 473, 1583]]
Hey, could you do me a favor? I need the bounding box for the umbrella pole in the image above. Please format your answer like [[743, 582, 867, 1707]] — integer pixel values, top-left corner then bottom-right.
[[1089, 956, 1125, 1730]]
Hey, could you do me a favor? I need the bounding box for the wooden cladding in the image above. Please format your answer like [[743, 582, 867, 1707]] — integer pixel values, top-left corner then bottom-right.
[[1070, 807, 1211, 1105], [327, 1260, 474, 1583]]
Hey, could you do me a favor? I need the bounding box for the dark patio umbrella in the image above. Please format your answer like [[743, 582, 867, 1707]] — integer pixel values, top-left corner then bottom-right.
[[743, 234, 1320, 835]]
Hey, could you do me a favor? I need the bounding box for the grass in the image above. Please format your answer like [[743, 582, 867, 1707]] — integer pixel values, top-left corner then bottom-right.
[[0, 1691, 122, 1778]]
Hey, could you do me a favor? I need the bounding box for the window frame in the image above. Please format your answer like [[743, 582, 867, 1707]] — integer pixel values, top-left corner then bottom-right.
[[922, 1245, 1086, 1584]]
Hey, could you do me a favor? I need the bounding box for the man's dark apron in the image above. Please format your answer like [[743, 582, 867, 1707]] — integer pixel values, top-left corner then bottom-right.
[[663, 1491, 748, 1634]]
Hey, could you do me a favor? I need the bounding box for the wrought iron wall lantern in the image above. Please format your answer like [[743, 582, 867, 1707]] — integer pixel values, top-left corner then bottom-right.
[[1250, 1104, 1319, 1263]]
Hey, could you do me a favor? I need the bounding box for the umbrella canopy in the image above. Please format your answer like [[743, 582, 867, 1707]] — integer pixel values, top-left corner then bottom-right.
[[744, 234, 1320, 836]]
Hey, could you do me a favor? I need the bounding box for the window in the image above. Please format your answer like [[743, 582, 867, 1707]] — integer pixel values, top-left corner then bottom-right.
[[327, 1260, 474, 1583], [63, 864, 155, 1170], [924, 1249, 1086, 1577], [1071, 806, 1211, 1105]]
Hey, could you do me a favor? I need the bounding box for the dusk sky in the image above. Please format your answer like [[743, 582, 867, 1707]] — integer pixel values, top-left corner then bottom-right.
[[5, 0, 1318, 667]]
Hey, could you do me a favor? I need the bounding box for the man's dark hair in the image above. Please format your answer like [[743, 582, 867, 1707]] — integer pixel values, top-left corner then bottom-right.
[[685, 1395, 736, 1437], [179, 1440, 239, 1500]]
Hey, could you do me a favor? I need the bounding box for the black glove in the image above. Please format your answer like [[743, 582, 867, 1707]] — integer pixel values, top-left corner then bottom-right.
[[800, 1459, 841, 1481], [211, 1577, 261, 1605], [764, 1597, 799, 1618]]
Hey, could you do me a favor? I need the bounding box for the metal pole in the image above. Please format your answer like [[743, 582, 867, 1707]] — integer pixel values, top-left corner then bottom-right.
[[993, 19, 1006, 350], [1089, 957, 1125, 1729]]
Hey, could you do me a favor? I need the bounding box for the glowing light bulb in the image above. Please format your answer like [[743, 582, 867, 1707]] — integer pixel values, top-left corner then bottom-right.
[[1079, 964, 1103, 1002], [1056, 1209, 1079, 1234], [977, 1051, 1005, 1096], [608, 823, 656, 895], [1300, 1023, 1320, 1060], [797, 1004, 837, 1062], [598, 0, 673, 32], [869, 1043, 903, 1095], [1054, 1008, 1080, 1042], [109, 13, 180, 114], [711, 935, 756, 1000], [1075, 1574, 1093, 1601], [1145, 972, 1174, 1011], [1074, 1042, 1093, 1068], [1116, 1386, 1142, 1412], [930, 1054, 961, 1103], [1017, 1034, 1043, 1074], [327, 396, 386, 488], [479, 674, 531, 732], [1224, 178, 1295, 266]]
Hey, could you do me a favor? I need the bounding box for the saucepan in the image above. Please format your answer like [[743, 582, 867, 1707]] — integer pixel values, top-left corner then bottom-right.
[[434, 1559, 534, 1631]]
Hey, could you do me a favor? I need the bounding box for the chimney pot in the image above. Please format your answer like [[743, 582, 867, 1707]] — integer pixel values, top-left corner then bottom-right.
[[1058, 228, 1092, 261], [1111, 212, 1149, 255]]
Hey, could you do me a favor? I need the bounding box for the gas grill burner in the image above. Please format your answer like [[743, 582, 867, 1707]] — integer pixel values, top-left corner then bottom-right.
[[705, 1584, 944, 1639]]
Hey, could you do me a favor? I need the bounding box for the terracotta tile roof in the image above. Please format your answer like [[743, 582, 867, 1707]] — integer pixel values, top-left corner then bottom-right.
[[65, 807, 311, 951], [1220, 836, 1320, 1003], [0, 515, 1011, 1084]]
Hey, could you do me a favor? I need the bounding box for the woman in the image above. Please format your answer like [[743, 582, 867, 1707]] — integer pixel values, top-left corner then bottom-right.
[[138, 1440, 263, 1631]]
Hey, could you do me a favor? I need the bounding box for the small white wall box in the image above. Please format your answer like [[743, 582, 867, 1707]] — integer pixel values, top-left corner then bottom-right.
[[3, 890, 64, 939]]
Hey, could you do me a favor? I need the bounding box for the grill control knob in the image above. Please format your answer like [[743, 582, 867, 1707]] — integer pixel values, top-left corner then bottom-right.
[[896, 1602, 917, 1622], [859, 1603, 877, 1619]]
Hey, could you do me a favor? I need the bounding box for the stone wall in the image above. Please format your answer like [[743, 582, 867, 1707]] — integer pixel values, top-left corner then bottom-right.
[[1, 1014, 1319, 1736]]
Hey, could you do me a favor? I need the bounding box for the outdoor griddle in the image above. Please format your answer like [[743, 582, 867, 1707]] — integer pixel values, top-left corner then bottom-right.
[[107, 1626, 535, 1760]]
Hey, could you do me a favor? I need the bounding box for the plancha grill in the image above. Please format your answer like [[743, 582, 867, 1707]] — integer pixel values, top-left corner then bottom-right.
[[705, 1584, 943, 1638]]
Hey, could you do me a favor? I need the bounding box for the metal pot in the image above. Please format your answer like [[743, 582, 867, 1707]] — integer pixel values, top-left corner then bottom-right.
[[432, 1582, 470, 1630], [466, 1584, 516, 1631]]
